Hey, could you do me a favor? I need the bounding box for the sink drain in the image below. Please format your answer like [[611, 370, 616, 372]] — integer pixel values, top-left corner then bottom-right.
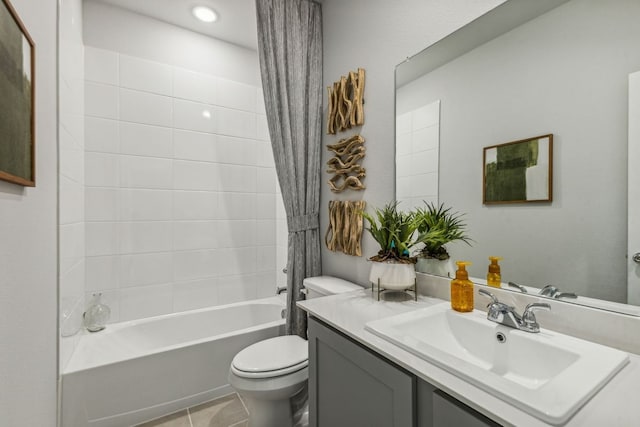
[[496, 332, 507, 343]]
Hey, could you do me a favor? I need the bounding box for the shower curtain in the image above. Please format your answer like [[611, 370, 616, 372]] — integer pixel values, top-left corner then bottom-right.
[[255, 0, 323, 338]]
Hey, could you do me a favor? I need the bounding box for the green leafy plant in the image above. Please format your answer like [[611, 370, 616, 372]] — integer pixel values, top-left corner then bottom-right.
[[360, 201, 420, 264], [414, 202, 472, 260]]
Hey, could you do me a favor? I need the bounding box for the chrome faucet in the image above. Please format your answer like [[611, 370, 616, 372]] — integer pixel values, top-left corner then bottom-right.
[[478, 289, 551, 333]]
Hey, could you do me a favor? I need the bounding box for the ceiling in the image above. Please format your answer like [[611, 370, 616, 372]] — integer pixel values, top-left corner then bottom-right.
[[91, 0, 258, 50]]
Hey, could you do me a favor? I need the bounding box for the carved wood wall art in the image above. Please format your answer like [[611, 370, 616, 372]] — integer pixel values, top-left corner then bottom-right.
[[327, 68, 365, 134], [325, 200, 366, 256], [327, 134, 366, 192]]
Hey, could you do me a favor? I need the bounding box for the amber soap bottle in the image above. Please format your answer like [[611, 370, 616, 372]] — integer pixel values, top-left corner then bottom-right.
[[487, 256, 503, 288], [451, 261, 474, 312]]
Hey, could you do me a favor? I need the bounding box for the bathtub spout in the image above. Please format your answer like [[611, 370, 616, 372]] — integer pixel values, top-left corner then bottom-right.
[[277, 286, 287, 295]]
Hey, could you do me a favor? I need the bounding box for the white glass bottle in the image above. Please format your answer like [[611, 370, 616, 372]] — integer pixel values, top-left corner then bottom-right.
[[84, 293, 111, 332]]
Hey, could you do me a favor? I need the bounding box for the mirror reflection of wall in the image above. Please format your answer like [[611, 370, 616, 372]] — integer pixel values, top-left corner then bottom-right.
[[395, 100, 440, 211], [395, 0, 640, 306]]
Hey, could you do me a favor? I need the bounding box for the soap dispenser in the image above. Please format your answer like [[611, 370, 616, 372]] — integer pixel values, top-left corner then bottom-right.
[[451, 261, 474, 312], [84, 293, 111, 332], [487, 256, 503, 288]]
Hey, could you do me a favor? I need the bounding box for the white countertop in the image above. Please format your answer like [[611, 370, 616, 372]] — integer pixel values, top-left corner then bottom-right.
[[298, 289, 640, 427]]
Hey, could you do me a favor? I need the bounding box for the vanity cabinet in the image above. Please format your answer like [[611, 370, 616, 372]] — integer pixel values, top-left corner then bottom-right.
[[308, 317, 500, 427], [308, 316, 415, 426]]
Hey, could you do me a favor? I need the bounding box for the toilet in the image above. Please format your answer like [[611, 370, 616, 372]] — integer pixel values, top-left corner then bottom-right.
[[228, 276, 361, 427]]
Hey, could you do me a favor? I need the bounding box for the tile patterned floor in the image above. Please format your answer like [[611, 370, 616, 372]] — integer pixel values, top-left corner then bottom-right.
[[135, 393, 249, 427]]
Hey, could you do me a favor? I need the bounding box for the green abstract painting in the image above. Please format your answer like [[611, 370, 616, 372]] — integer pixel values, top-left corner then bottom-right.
[[483, 135, 552, 204], [0, 0, 35, 186]]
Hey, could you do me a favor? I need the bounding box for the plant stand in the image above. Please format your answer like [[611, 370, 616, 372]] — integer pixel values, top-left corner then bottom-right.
[[371, 278, 417, 302]]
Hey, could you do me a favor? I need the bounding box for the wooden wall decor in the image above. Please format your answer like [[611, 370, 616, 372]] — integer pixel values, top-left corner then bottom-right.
[[325, 200, 366, 257], [327, 68, 365, 134], [327, 134, 366, 193]]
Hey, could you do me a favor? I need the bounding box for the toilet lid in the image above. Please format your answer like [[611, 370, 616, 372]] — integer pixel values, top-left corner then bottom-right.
[[231, 335, 308, 378]]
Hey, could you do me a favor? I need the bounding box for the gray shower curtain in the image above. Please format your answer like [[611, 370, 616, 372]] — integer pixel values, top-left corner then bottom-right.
[[255, 0, 322, 338]]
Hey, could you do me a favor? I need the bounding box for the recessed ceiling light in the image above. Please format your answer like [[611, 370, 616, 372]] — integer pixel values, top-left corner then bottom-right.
[[192, 6, 218, 23]]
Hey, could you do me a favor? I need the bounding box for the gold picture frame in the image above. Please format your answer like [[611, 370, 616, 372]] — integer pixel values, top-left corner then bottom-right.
[[483, 134, 553, 204]]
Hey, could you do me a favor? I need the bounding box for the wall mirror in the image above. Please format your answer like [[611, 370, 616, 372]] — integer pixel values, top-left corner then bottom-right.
[[395, 0, 640, 315]]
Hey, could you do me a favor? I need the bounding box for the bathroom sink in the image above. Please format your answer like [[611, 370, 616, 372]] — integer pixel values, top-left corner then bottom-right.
[[365, 302, 629, 425]]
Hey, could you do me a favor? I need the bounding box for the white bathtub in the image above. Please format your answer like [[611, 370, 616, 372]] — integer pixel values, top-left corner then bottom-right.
[[61, 296, 285, 427]]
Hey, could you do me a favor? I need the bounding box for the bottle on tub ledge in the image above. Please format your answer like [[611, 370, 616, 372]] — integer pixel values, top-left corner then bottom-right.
[[487, 256, 503, 288], [83, 293, 111, 332], [451, 261, 474, 312]]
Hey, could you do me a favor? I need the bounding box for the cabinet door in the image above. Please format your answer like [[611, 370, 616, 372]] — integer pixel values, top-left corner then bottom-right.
[[308, 317, 415, 427], [432, 389, 501, 427]]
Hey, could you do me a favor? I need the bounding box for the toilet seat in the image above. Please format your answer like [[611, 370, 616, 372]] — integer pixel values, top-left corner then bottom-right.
[[231, 335, 309, 379]]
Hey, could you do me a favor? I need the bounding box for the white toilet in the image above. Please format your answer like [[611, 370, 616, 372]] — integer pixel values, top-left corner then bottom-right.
[[228, 276, 361, 427]]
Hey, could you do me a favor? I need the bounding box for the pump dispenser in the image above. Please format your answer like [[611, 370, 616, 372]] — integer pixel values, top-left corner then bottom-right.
[[451, 261, 474, 312], [487, 256, 503, 288]]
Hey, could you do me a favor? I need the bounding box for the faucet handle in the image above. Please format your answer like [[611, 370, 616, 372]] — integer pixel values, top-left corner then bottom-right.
[[522, 302, 551, 332], [478, 288, 498, 305]]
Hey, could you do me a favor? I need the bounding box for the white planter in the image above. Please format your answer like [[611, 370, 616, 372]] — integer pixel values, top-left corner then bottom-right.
[[369, 261, 416, 290], [416, 257, 455, 278]]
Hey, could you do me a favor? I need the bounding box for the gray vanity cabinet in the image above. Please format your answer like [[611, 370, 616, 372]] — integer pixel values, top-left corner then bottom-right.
[[308, 316, 502, 427], [308, 317, 415, 427]]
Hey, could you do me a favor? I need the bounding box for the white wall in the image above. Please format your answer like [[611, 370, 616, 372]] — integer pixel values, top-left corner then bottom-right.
[[321, 0, 506, 285], [59, 0, 85, 371], [80, 5, 282, 323], [394, 0, 640, 302], [0, 0, 58, 424]]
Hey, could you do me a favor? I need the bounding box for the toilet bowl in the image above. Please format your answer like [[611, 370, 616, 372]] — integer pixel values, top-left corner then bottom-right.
[[228, 276, 361, 427]]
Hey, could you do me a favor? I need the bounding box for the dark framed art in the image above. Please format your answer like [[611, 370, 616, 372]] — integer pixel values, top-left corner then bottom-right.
[[0, 0, 35, 186], [483, 134, 553, 204]]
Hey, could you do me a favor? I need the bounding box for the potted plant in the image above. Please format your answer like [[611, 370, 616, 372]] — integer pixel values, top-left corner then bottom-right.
[[414, 202, 472, 278], [360, 202, 420, 290]]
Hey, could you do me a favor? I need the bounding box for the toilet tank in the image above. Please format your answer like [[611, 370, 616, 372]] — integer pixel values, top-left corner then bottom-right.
[[303, 276, 362, 299]]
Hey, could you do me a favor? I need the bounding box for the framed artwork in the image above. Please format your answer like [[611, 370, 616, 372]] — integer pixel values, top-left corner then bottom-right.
[[483, 134, 553, 204], [0, 0, 35, 186]]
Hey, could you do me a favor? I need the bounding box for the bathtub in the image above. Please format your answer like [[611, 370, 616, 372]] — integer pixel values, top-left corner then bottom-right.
[[61, 296, 285, 427]]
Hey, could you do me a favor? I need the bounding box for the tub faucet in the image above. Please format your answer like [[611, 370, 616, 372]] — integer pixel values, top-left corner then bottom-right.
[[276, 286, 287, 295], [478, 289, 551, 333]]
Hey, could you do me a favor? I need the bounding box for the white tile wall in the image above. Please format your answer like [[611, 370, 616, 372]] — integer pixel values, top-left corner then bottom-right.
[[60, 10, 85, 371], [396, 100, 441, 210], [84, 47, 283, 322]]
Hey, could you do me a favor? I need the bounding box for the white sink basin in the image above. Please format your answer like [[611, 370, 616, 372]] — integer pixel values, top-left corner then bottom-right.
[[365, 302, 629, 425]]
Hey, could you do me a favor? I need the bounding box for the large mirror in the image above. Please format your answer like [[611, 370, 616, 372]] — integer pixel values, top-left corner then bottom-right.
[[395, 0, 640, 315]]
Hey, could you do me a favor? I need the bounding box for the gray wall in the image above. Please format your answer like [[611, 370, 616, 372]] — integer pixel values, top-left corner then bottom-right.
[[0, 0, 58, 425], [396, 0, 640, 302], [320, 0, 506, 285]]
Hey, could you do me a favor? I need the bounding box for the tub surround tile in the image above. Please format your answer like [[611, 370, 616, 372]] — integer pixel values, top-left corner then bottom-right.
[[173, 67, 217, 105], [173, 99, 217, 134], [119, 284, 173, 321], [119, 189, 173, 221], [172, 191, 218, 220], [84, 48, 285, 322], [173, 160, 219, 191], [85, 152, 120, 187], [120, 88, 172, 127], [172, 278, 219, 312], [85, 117, 119, 153], [86, 82, 119, 119], [85, 47, 118, 85], [120, 55, 172, 96], [120, 122, 173, 158], [173, 129, 217, 162], [217, 79, 256, 113], [120, 252, 173, 288]]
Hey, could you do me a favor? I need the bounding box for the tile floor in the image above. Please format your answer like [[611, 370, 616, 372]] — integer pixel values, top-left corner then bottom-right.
[[135, 393, 249, 427]]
